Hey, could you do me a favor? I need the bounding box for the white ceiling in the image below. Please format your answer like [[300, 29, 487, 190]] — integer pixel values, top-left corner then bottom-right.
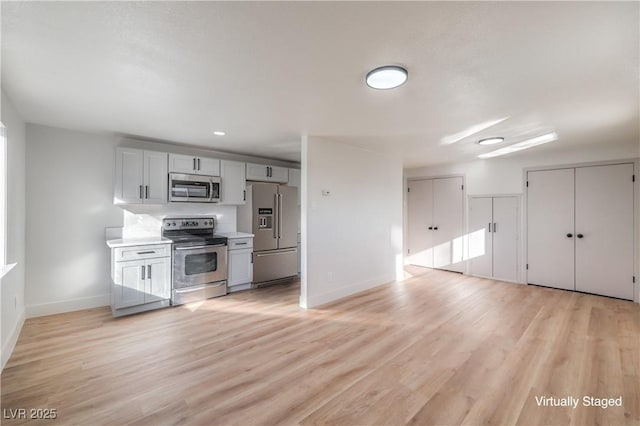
[[2, 2, 638, 167]]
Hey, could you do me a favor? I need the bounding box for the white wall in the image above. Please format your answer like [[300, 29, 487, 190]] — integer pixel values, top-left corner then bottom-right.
[[25, 123, 299, 318], [405, 141, 639, 194], [1, 91, 27, 369], [300, 136, 403, 308]]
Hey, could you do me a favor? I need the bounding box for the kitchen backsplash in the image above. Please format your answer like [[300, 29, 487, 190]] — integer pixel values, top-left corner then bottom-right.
[[119, 204, 237, 238]]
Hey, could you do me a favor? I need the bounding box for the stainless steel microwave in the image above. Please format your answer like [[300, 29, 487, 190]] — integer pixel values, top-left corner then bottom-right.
[[169, 173, 221, 203]]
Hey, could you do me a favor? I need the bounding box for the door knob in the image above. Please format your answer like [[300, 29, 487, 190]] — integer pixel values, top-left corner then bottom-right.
[[566, 233, 573, 238], [577, 233, 584, 239]]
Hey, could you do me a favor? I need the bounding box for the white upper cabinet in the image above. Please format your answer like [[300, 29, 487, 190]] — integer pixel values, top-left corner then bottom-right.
[[144, 151, 169, 204], [220, 160, 246, 205], [246, 162, 289, 183], [288, 168, 301, 205], [114, 148, 167, 205], [169, 153, 220, 176]]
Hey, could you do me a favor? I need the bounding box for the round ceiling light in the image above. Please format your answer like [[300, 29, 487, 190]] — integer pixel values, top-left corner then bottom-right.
[[366, 65, 408, 90], [478, 137, 504, 145]]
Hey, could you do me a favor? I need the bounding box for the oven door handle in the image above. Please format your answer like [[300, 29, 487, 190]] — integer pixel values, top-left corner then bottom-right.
[[174, 244, 226, 251]]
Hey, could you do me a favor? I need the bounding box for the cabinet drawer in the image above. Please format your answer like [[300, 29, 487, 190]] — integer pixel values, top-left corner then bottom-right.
[[228, 238, 253, 251], [114, 244, 171, 261]]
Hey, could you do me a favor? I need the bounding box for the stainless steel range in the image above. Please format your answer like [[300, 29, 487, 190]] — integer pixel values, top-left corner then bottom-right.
[[162, 217, 228, 305]]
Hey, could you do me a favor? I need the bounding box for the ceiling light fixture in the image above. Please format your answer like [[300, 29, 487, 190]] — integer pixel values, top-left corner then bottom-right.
[[441, 117, 509, 145], [478, 132, 558, 159], [477, 137, 504, 146], [213, 131, 225, 136], [366, 65, 408, 90]]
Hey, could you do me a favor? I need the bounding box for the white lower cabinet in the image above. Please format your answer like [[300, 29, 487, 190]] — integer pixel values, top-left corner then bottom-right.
[[227, 237, 253, 292], [111, 243, 171, 316]]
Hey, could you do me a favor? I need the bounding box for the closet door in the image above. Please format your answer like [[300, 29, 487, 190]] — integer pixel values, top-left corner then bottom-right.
[[433, 177, 464, 272], [492, 197, 519, 282], [407, 179, 434, 268], [575, 164, 634, 300], [469, 197, 493, 277], [527, 169, 575, 290]]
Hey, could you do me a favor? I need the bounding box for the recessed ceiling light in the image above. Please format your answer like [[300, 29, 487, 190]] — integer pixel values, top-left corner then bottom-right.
[[477, 137, 504, 146], [366, 65, 408, 90], [478, 132, 558, 159], [213, 131, 225, 136]]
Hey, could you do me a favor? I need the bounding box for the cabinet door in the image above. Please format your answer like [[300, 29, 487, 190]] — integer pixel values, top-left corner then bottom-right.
[[469, 197, 493, 277], [288, 168, 301, 206], [575, 164, 634, 300], [114, 148, 143, 204], [246, 163, 269, 181], [220, 160, 246, 205], [143, 151, 168, 204], [433, 177, 464, 272], [228, 248, 253, 286], [145, 257, 171, 303], [407, 179, 434, 268], [269, 166, 289, 183], [527, 169, 575, 290], [113, 260, 146, 309], [492, 197, 519, 282], [169, 153, 197, 174], [197, 157, 221, 176]]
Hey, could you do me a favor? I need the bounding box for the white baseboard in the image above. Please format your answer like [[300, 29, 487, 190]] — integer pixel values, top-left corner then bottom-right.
[[1, 307, 25, 371], [303, 274, 394, 309], [26, 294, 110, 318]]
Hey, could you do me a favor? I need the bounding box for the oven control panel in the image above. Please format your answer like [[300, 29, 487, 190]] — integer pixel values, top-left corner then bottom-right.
[[163, 217, 214, 230]]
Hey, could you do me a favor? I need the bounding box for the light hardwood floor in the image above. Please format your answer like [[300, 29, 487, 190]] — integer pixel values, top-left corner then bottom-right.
[[2, 267, 639, 425]]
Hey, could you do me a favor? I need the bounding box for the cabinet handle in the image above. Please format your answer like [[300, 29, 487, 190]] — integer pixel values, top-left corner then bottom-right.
[[243, 190, 246, 201], [493, 222, 496, 232], [433, 226, 438, 230], [577, 233, 584, 239], [147, 264, 151, 279], [488, 223, 492, 233], [145, 185, 149, 199], [193, 158, 196, 171], [428, 226, 433, 230], [566, 233, 573, 238], [140, 265, 145, 280], [197, 158, 201, 171], [235, 242, 248, 245], [136, 251, 156, 255], [139, 185, 143, 199]]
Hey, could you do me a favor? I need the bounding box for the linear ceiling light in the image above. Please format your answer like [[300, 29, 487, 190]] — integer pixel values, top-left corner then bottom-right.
[[213, 131, 225, 136], [366, 66, 408, 90], [478, 132, 558, 159]]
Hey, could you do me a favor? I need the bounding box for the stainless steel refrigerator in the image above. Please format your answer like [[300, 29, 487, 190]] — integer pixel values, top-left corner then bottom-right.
[[237, 183, 298, 285]]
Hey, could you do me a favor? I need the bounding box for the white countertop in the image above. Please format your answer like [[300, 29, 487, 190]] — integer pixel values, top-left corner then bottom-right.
[[217, 232, 254, 239], [106, 237, 173, 248]]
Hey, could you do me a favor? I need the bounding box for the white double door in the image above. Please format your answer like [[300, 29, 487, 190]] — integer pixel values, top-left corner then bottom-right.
[[527, 164, 634, 300], [407, 177, 464, 272], [469, 196, 519, 282]]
